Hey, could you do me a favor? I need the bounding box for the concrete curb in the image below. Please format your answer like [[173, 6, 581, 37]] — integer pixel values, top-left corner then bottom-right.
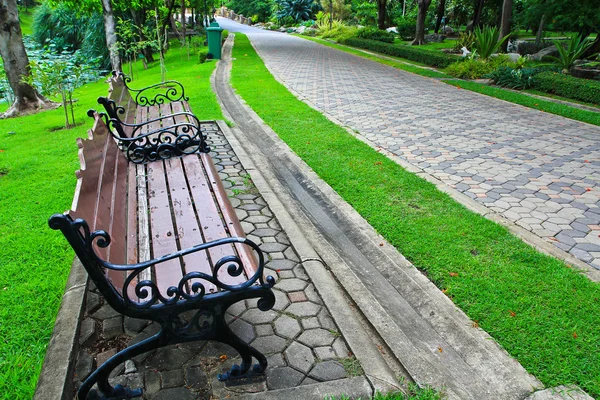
[[33, 258, 87, 400], [214, 37, 404, 396], [231, 376, 373, 400], [246, 33, 600, 283]]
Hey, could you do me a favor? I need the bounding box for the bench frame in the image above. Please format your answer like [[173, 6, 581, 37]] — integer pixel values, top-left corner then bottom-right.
[[98, 72, 209, 164], [50, 97, 275, 400]]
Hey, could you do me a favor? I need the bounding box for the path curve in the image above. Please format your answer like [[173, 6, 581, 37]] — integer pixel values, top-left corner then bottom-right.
[[217, 18, 600, 272]]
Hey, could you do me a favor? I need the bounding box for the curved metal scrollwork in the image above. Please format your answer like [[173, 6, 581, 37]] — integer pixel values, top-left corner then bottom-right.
[[48, 214, 275, 311], [105, 117, 209, 163], [114, 71, 189, 107]]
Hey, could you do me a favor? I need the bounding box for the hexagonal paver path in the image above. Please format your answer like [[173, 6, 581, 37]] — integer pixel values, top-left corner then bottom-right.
[[218, 18, 600, 271], [73, 125, 355, 399]]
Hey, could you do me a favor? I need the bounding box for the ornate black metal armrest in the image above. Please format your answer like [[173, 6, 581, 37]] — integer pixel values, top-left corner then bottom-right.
[[49, 214, 275, 311], [114, 71, 188, 107]]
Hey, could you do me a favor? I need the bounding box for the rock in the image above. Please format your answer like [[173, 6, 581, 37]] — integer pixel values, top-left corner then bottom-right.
[[571, 66, 600, 81], [425, 33, 445, 43], [505, 52, 522, 62], [441, 25, 454, 35], [278, 27, 287, 32], [386, 27, 398, 34], [531, 45, 559, 60], [297, 26, 306, 34]]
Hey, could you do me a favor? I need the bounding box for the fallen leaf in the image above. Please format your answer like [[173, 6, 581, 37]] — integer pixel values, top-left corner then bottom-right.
[[449, 272, 459, 277], [509, 310, 516, 317], [219, 355, 228, 361], [472, 321, 479, 328], [379, 243, 384, 246], [437, 346, 443, 353], [586, 188, 592, 192], [573, 332, 578, 339], [442, 288, 448, 294]]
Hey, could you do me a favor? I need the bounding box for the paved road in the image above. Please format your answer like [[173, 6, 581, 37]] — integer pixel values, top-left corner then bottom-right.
[[217, 18, 600, 272]]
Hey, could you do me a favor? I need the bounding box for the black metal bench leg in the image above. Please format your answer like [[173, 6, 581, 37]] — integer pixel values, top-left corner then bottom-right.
[[216, 312, 268, 381], [78, 330, 167, 400]]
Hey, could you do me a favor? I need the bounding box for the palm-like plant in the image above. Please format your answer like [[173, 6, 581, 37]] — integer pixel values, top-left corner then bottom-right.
[[549, 35, 595, 73], [474, 26, 509, 60], [276, 0, 314, 23]]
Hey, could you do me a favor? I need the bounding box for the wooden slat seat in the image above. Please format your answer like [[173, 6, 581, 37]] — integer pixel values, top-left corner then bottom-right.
[[49, 112, 275, 400]]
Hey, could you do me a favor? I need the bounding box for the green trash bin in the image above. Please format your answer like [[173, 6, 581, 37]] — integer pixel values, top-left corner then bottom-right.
[[206, 22, 224, 60]]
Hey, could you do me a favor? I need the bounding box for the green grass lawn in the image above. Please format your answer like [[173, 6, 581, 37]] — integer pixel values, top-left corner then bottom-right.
[[0, 42, 221, 400], [230, 33, 600, 397]]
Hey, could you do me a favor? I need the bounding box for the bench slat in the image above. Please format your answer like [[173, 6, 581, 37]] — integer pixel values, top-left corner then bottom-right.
[[147, 160, 185, 295], [181, 155, 245, 286], [163, 157, 218, 293], [201, 153, 260, 279]]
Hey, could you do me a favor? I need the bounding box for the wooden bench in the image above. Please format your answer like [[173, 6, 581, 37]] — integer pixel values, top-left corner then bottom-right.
[[49, 112, 275, 400], [97, 71, 208, 164]]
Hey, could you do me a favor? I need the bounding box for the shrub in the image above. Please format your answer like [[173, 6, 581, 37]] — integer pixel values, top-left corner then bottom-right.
[[322, 25, 359, 42], [396, 19, 416, 41], [356, 27, 395, 43], [534, 71, 600, 104], [474, 26, 509, 59], [446, 55, 511, 79], [486, 66, 538, 89], [198, 48, 208, 63], [340, 37, 457, 67], [548, 35, 595, 72], [453, 32, 476, 52]]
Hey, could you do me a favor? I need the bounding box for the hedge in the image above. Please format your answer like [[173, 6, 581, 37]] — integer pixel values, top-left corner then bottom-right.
[[534, 71, 600, 105], [340, 37, 458, 68]]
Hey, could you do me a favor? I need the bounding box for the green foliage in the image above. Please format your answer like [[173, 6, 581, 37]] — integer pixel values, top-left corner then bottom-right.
[[534, 71, 600, 105], [321, 24, 358, 43], [341, 38, 457, 68], [445, 55, 511, 79], [228, 0, 274, 22], [353, 1, 377, 26], [453, 31, 476, 52], [548, 35, 595, 72], [474, 26, 509, 59], [32, 1, 108, 68], [33, 2, 85, 51], [275, 0, 315, 22], [198, 48, 209, 63], [356, 27, 395, 43], [486, 66, 539, 89], [395, 18, 416, 41]]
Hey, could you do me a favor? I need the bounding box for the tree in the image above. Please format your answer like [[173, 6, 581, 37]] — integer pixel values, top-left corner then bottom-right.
[[412, 0, 432, 45], [0, 0, 52, 118], [101, 0, 122, 72], [377, 0, 386, 30], [498, 0, 512, 52], [434, 0, 447, 34]]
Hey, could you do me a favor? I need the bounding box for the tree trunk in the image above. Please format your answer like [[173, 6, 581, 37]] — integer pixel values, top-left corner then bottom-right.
[[434, 0, 446, 33], [498, 0, 512, 52], [377, 0, 386, 30], [412, 0, 432, 45], [535, 14, 545, 47], [181, 0, 186, 44], [0, 0, 51, 118], [468, 0, 485, 32], [101, 0, 121, 72]]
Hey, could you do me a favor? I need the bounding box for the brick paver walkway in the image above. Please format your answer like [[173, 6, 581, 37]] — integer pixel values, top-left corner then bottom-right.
[[218, 18, 600, 271]]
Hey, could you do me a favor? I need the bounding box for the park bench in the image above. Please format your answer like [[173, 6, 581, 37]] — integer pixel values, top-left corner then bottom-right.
[[49, 109, 275, 400], [97, 71, 208, 164]]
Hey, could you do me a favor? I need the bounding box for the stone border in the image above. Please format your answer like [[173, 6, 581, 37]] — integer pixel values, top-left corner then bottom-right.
[[33, 258, 87, 400]]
